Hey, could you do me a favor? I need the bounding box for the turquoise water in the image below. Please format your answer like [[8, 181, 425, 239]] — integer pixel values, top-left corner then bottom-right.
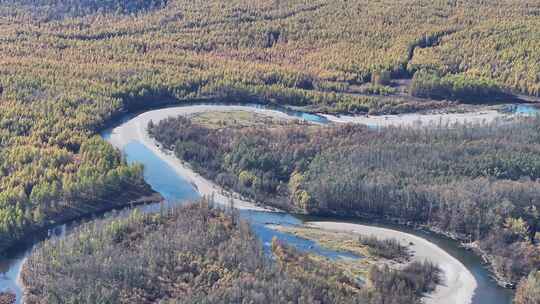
[[502, 104, 539, 116], [514, 104, 539, 115], [123, 140, 360, 260], [243, 210, 361, 260], [0, 252, 25, 302], [123, 142, 200, 204]]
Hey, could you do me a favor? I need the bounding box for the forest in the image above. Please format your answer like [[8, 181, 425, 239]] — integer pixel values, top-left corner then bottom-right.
[[409, 70, 511, 103], [2, 0, 167, 18], [515, 270, 540, 304], [0, 0, 539, 279], [149, 114, 540, 286], [358, 236, 409, 261], [22, 200, 439, 304]]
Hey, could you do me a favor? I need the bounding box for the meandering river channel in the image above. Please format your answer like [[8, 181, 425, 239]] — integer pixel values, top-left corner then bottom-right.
[[2, 102, 535, 304]]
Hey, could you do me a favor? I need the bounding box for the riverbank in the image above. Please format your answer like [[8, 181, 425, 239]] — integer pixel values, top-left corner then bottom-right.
[[14, 258, 25, 304], [106, 105, 306, 212], [461, 242, 517, 289], [419, 223, 517, 289], [321, 108, 512, 127], [309, 222, 477, 304]]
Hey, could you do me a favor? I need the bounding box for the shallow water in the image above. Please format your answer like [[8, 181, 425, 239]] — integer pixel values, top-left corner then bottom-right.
[[122, 141, 360, 260], [123, 142, 200, 204], [0, 103, 522, 303], [0, 252, 25, 302], [502, 104, 539, 116], [298, 215, 515, 304], [513, 104, 538, 116]]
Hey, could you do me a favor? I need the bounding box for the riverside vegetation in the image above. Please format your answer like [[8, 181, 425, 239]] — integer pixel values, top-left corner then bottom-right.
[[275, 224, 410, 263], [149, 113, 540, 289], [515, 270, 540, 304], [1, 0, 540, 255], [22, 201, 440, 304]]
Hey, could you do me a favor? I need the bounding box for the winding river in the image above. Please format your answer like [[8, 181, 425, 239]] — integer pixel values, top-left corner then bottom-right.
[[1, 102, 536, 304]]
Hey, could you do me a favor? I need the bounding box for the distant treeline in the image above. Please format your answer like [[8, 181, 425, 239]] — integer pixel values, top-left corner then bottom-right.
[[3, 0, 167, 18], [410, 70, 511, 103], [22, 201, 439, 304], [149, 115, 540, 283]]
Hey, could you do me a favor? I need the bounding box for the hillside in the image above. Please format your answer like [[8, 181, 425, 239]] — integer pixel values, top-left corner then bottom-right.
[[0, 0, 539, 260]]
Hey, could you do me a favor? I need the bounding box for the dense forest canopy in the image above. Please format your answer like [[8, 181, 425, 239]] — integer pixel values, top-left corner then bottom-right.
[[149, 114, 540, 284], [2, 0, 167, 18], [0, 0, 539, 267], [515, 271, 540, 304], [22, 201, 440, 304]]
